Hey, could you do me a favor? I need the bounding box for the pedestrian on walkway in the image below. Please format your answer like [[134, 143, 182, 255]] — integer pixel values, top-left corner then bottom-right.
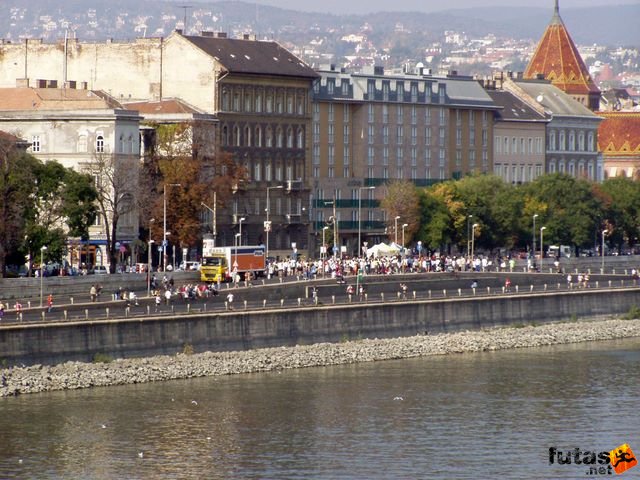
[[47, 294, 53, 313], [226, 292, 234, 310]]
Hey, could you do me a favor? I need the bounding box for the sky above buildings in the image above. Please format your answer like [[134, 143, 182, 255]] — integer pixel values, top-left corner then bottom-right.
[[255, 0, 640, 14]]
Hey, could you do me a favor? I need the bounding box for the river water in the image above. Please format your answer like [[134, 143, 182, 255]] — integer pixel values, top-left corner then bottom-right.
[[1, 337, 639, 480]]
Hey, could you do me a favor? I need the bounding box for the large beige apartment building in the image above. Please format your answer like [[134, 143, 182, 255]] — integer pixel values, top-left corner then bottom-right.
[[0, 31, 318, 258], [311, 66, 498, 255]]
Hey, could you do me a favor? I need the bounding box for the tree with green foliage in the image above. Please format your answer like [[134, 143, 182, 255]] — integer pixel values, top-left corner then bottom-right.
[[379, 180, 420, 245], [599, 177, 640, 252], [0, 135, 97, 276]]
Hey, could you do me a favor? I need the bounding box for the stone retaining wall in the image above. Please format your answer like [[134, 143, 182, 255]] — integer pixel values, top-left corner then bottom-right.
[[1, 287, 639, 369]]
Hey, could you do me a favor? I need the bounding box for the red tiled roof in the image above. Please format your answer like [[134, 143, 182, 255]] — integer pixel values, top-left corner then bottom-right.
[[124, 98, 200, 115], [524, 2, 599, 96], [597, 112, 640, 156]]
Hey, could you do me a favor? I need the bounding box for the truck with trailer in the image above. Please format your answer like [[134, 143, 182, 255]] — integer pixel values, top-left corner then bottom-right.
[[200, 236, 265, 282]]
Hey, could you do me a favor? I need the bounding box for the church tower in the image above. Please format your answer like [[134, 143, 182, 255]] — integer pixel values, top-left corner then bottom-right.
[[524, 0, 600, 110]]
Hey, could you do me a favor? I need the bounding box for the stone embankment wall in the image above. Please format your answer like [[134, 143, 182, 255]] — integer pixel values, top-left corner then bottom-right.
[[1, 287, 639, 368], [3, 317, 639, 397]]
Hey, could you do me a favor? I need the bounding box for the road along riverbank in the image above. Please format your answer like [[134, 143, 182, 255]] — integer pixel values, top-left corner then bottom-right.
[[2, 315, 639, 397]]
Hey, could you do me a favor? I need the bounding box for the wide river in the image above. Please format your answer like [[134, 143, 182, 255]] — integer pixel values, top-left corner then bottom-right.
[[1, 337, 639, 479]]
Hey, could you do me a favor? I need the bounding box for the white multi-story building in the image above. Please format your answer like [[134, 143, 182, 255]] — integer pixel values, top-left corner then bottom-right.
[[0, 86, 141, 268]]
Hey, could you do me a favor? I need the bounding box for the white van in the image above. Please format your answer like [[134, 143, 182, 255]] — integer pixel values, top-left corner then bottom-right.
[[548, 245, 571, 258]]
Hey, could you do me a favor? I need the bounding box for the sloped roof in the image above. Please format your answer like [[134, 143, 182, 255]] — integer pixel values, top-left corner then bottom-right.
[[486, 90, 548, 122], [181, 34, 318, 79], [524, 0, 599, 96], [124, 98, 201, 115], [597, 112, 640, 156], [514, 80, 598, 118], [0, 88, 124, 110]]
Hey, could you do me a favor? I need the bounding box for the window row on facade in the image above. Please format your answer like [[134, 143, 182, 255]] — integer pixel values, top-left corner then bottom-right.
[[548, 158, 597, 179], [220, 123, 305, 149], [220, 86, 308, 116], [494, 136, 545, 156], [30, 132, 139, 155], [547, 129, 596, 153]]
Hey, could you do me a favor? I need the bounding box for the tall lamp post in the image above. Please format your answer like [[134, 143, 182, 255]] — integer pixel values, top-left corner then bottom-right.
[[239, 217, 246, 246], [39, 245, 47, 307], [358, 186, 375, 257], [147, 239, 154, 296], [322, 226, 329, 277], [402, 223, 409, 248], [471, 223, 479, 262], [540, 226, 546, 271], [394, 215, 401, 245], [233, 233, 241, 279], [466, 214, 473, 260], [201, 195, 217, 246], [163, 183, 181, 272], [266, 185, 283, 261], [601, 229, 608, 272], [532, 214, 539, 266]]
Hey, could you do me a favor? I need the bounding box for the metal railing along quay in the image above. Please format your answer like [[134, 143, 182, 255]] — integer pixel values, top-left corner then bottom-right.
[[2, 275, 638, 326]]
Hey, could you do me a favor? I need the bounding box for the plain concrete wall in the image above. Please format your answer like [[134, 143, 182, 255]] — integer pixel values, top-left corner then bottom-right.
[[1, 287, 638, 367]]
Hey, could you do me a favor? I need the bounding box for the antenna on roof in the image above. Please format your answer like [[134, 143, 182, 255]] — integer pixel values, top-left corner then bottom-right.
[[177, 5, 193, 34]]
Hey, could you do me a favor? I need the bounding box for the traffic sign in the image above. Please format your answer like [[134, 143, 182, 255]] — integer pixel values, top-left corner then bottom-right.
[[264, 221, 271, 232]]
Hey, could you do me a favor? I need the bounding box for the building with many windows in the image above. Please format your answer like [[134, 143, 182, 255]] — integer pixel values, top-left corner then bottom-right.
[[0, 31, 318, 258], [485, 89, 548, 184], [311, 66, 498, 255], [0, 86, 142, 268], [505, 78, 603, 181]]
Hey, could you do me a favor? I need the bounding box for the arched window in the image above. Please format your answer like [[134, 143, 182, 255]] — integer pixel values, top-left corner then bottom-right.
[[78, 134, 87, 153], [559, 131, 566, 151], [558, 159, 566, 173], [255, 126, 263, 147], [588, 132, 594, 151], [221, 126, 229, 146], [119, 134, 125, 153], [549, 131, 556, 151], [233, 125, 241, 146], [549, 159, 556, 173], [286, 127, 294, 148], [96, 134, 105, 153], [568, 160, 575, 176], [266, 127, 273, 148], [568, 131, 575, 151], [297, 128, 304, 149], [276, 127, 284, 148], [244, 126, 252, 147]]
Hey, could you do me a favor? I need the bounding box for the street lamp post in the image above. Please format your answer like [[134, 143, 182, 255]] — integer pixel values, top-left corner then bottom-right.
[[239, 217, 246, 247], [466, 214, 473, 260], [532, 214, 539, 267], [601, 229, 608, 272], [540, 226, 546, 271], [322, 226, 329, 277], [471, 223, 479, 263], [402, 223, 409, 248], [147, 239, 154, 296], [39, 245, 47, 307], [231, 233, 241, 282], [358, 186, 375, 257], [201, 195, 217, 247], [394, 215, 401, 245], [266, 185, 283, 261], [163, 183, 181, 272]]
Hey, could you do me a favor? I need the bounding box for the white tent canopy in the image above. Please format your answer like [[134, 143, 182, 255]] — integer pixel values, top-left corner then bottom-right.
[[366, 242, 401, 258]]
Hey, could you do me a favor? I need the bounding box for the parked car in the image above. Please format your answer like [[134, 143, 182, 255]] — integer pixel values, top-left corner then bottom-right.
[[179, 261, 201, 271], [93, 265, 109, 275]]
